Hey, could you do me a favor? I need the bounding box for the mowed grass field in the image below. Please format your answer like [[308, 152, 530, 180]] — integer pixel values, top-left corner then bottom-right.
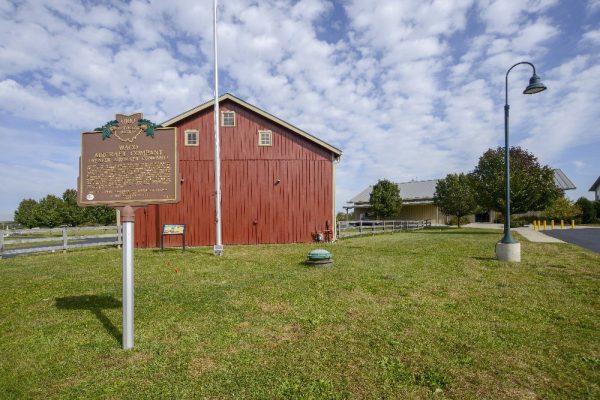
[[1, 229, 599, 399]]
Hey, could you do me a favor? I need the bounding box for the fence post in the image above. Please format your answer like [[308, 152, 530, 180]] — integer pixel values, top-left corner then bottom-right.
[[118, 225, 123, 248], [62, 227, 68, 253], [0, 232, 4, 259], [359, 220, 362, 233]]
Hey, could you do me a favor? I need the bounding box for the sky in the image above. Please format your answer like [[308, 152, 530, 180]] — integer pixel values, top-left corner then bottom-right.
[[1, 0, 599, 221]]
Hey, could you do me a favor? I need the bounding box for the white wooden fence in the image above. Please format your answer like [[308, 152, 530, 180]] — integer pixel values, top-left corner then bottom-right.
[[337, 219, 431, 239], [0, 226, 121, 258]]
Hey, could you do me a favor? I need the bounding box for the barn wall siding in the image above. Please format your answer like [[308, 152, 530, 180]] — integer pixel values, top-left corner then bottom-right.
[[134, 99, 335, 247]]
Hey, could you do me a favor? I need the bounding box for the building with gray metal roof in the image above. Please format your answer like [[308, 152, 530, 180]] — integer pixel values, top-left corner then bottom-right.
[[345, 169, 576, 224]]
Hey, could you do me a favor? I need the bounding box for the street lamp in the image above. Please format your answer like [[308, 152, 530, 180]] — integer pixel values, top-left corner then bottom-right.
[[496, 61, 547, 262]]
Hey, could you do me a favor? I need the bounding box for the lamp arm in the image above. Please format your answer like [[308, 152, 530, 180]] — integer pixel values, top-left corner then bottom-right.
[[505, 61, 536, 105]]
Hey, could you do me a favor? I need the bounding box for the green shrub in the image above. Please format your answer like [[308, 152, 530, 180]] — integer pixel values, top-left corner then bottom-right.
[[543, 197, 582, 222], [575, 198, 594, 223]]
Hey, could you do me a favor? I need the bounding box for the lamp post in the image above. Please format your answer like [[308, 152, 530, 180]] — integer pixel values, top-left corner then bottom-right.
[[496, 61, 547, 262]]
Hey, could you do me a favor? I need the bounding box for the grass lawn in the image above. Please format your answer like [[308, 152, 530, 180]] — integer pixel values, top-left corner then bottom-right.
[[1, 229, 599, 399]]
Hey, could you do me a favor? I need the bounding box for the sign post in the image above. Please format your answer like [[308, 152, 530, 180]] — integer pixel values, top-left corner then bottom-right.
[[120, 205, 135, 349], [78, 113, 180, 350]]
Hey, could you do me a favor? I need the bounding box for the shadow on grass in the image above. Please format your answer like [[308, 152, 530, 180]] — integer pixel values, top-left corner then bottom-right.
[[55, 295, 122, 345]]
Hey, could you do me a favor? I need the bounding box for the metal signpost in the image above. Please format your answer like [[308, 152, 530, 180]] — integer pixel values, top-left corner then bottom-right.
[[120, 205, 135, 349], [78, 114, 180, 349]]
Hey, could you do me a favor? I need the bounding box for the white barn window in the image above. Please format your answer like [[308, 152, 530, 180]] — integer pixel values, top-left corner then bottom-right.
[[258, 130, 272, 146], [184, 129, 199, 146], [221, 111, 236, 127]]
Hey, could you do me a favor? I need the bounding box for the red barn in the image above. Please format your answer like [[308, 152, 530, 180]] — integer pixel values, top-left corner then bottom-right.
[[134, 93, 342, 247]]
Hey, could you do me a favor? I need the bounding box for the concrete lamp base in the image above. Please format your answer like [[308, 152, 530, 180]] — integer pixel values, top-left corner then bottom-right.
[[496, 242, 521, 262]]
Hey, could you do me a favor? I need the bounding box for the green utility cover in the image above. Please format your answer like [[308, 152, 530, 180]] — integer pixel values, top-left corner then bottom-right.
[[308, 249, 332, 260]]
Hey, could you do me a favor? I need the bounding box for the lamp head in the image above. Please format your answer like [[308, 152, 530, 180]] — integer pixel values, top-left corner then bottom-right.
[[523, 73, 547, 94]]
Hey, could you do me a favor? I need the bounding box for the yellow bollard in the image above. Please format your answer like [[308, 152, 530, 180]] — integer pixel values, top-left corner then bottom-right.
[[551, 220, 554, 229], [572, 220, 575, 229], [560, 220, 564, 229], [543, 220, 547, 230]]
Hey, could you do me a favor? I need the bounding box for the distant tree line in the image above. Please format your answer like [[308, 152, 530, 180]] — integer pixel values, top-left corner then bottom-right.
[[14, 189, 116, 228]]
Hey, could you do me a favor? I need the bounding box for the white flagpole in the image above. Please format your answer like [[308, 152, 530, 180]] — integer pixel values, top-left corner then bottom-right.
[[213, 0, 223, 256]]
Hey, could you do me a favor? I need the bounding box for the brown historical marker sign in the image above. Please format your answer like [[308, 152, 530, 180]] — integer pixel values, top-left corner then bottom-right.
[[78, 113, 179, 206]]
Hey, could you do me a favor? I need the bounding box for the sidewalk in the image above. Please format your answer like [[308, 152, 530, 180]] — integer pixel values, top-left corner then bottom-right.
[[463, 223, 565, 243], [514, 226, 564, 243]]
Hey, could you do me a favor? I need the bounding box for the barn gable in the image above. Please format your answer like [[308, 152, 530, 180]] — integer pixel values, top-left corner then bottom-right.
[[163, 93, 342, 160]]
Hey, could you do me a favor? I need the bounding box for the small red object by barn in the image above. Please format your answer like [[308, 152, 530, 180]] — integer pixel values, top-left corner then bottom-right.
[[134, 94, 342, 247]]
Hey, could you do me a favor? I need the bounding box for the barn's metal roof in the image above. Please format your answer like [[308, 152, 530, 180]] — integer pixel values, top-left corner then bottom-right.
[[347, 169, 576, 208], [162, 93, 342, 157], [589, 176, 600, 192]]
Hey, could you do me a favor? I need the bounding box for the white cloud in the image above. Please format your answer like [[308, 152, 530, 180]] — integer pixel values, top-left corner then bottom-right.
[[0, 79, 109, 129], [588, 0, 600, 12], [477, 0, 558, 34], [520, 58, 600, 160], [581, 29, 600, 45], [572, 160, 586, 174], [511, 18, 559, 53]]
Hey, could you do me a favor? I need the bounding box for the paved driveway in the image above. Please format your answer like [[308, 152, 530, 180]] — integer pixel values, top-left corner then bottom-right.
[[543, 228, 600, 254]]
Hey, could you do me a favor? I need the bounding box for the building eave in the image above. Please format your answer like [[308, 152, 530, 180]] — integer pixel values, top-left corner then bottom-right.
[[589, 176, 600, 191]]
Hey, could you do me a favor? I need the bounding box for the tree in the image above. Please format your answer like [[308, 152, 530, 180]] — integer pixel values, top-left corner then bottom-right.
[[369, 179, 402, 219], [434, 173, 477, 228], [84, 205, 116, 226], [471, 147, 560, 214], [14, 199, 39, 228], [543, 196, 582, 221], [36, 195, 65, 228], [575, 197, 597, 224], [62, 189, 87, 226], [12, 189, 117, 228]]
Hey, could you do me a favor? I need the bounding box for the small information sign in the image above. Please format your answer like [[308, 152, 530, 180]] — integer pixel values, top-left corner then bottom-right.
[[161, 224, 186, 252], [163, 224, 185, 235]]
